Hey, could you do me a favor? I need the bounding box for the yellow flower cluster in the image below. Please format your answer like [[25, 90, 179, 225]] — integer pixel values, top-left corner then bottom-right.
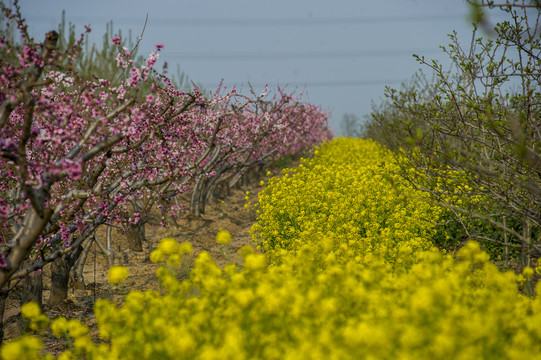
[[251, 137, 443, 264], [20, 302, 49, 331], [0, 335, 42, 360], [216, 228, 232, 244], [108, 266, 130, 285], [2, 302, 103, 360], [10, 239, 541, 360], [3, 138, 541, 359], [150, 238, 193, 267]]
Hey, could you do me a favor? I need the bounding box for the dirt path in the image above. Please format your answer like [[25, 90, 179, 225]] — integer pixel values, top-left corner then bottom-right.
[[81, 181, 264, 301]]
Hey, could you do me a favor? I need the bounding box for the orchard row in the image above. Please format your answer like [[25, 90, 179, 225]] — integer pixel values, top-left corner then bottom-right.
[[6, 138, 541, 359], [0, 1, 330, 328]]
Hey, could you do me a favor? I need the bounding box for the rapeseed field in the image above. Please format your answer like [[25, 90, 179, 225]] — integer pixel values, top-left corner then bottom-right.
[[4, 138, 541, 360]]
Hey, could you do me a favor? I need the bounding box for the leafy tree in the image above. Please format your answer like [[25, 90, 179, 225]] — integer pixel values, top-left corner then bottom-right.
[[365, 0, 541, 275]]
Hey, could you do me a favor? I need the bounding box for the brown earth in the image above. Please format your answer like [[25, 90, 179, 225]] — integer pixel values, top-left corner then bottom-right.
[[2, 164, 282, 352]]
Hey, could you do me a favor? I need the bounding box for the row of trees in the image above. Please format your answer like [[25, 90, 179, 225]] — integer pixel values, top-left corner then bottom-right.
[[363, 0, 540, 282], [0, 1, 331, 341]]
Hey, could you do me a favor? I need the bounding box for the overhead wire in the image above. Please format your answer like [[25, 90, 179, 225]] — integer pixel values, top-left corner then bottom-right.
[[163, 48, 443, 60], [26, 13, 470, 26], [25, 13, 470, 88], [198, 79, 406, 89]]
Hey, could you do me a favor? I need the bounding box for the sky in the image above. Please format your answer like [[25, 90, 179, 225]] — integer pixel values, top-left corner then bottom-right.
[[16, 0, 500, 134]]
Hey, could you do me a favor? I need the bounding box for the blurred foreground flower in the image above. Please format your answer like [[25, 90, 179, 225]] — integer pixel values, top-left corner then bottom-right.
[[158, 237, 179, 255], [108, 265, 129, 285], [216, 229, 232, 244], [21, 302, 41, 320]]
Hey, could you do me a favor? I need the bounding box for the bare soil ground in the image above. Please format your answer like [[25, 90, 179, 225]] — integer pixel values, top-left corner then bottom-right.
[[2, 167, 276, 352]]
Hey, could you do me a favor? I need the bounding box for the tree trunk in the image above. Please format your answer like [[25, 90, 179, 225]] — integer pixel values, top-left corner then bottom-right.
[[126, 222, 145, 252], [21, 270, 42, 309], [197, 179, 208, 215], [0, 287, 9, 343], [190, 175, 204, 216], [49, 247, 82, 306], [125, 197, 146, 251], [71, 238, 95, 290], [106, 226, 115, 265], [20, 256, 43, 309]]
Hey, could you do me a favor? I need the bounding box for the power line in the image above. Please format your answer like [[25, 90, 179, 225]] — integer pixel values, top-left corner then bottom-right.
[[25, 13, 470, 27], [290, 80, 405, 87], [146, 14, 469, 26], [164, 48, 443, 60], [200, 79, 406, 88]]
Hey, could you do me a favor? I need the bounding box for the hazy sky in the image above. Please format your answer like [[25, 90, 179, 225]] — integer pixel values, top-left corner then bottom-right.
[[19, 0, 493, 134]]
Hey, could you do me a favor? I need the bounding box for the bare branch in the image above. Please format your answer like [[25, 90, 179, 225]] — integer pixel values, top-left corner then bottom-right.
[[66, 98, 136, 159], [0, 208, 53, 288]]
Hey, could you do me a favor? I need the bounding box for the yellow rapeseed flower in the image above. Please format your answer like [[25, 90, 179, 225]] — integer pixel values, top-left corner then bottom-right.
[[158, 237, 179, 255], [216, 228, 232, 244], [108, 265, 129, 285], [150, 249, 164, 263], [179, 242, 193, 255], [244, 253, 267, 271], [21, 302, 41, 320], [66, 319, 89, 338], [51, 317, 68, 338], [57, 350, 75, 360], [523, 266, 534, 279], [0, 335, 42, 360]]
